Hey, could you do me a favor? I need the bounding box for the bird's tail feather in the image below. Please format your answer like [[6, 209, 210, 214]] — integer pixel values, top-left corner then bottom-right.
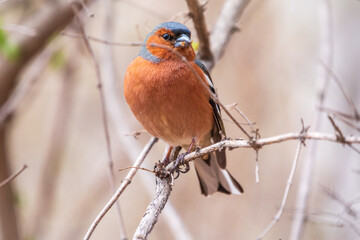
[[194, 152, 243, 196]]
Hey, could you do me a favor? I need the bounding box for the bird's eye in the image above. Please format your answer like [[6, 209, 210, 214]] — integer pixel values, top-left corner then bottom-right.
[[162, 33, 171, 41]]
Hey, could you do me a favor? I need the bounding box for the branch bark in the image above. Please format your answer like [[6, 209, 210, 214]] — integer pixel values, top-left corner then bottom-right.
[[132, 131, 360, 238], [133, 176, 172, 240]]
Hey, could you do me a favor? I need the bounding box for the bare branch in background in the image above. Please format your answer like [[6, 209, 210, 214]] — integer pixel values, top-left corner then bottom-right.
[[0, 23, 37, 36], [185, 0, 213, 61], [257, 141, 303, 239], [29, 54, 76, 239], [0, 1, 91, 102], [290, 0, 334, 238], [60, 32, 143, 46], [84, 137, 158, 240], [320, 185, 357, 218], [320, 60, 360, 121], [0, 2, 92, 240], [0, 164, 27, 188], [101, 0, 127, 237], [208, 0, 251, 69], [72, 6, 126, 239], [0, 48, 53, 125], [307, 210, 360, 237]]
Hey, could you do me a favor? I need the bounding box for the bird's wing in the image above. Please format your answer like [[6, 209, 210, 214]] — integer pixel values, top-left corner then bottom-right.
[[194, 59, 227, 169]]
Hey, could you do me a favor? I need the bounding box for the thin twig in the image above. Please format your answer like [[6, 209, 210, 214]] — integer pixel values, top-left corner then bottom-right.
[[0, 164, 27, 188], [320, 184, 357, 218], [72, 6, 124, 239], [101, 0, 128, 237], [256, 141, 302, 239], [118, 166, 154, 174], [308, 210, 360, 237], [226, 102, 255, 132], [84, 137, 158, 240], [60, 32, 143, 46], [290, 0, 334, 238], [319, 60, 360, 120]]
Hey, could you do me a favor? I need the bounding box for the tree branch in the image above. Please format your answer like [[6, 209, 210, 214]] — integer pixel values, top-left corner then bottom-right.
[[133, 176, 172, 240], [185, 0, 213, 62], [290, 0, 334, 238], [84, 137, 158, 240], [208, 0, 251, 69], [132, 131, 360, 239]]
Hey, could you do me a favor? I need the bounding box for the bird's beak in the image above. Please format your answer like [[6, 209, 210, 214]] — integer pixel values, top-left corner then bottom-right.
[[174, 34, 191, 48]]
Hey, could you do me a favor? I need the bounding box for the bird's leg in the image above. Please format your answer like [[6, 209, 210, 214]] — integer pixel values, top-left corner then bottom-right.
[[171, 138, 195, 173], [162, 146, 173, 166]]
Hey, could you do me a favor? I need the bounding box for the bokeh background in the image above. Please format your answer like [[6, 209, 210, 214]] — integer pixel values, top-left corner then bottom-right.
[[1, 0, 360, 239]]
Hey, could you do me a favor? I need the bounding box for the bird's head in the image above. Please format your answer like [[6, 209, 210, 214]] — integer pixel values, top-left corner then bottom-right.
[[140, 22, 195, 62]]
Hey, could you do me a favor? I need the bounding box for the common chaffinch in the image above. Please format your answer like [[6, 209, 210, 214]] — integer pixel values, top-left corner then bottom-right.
[[124, 22, 243, 196]]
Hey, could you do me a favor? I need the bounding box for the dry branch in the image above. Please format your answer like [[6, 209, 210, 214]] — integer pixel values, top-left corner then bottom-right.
[[208, 0, 250, 69], [133, 176, 172, 240], [0, 2, 92, 240], [84, 137, 158, 240], [164, 131, 359, 170], [185, 0, 213, 61], [132, 131, 360, 239], [290, 1, 334, 238], [72, 6, 128, 239]]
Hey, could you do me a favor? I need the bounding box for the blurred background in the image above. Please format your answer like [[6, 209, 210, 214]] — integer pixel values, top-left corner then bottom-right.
[[0, 0, 360, 239]]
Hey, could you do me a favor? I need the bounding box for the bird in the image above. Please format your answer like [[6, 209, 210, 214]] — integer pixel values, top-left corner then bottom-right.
[[124, 22, 243, 196]]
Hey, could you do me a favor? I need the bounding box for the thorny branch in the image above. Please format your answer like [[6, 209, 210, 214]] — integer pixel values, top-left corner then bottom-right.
[[134, 130, 360, 239]]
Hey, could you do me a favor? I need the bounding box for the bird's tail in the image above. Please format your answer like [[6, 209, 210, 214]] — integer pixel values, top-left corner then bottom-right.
[[194, 151, 243, 196]]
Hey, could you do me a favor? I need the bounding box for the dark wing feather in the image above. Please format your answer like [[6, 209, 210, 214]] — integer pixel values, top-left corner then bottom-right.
[[194, 59, 227, 169]]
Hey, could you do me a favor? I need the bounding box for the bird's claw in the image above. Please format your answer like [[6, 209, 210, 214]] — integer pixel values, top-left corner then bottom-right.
[[171, 153, 190, 179]]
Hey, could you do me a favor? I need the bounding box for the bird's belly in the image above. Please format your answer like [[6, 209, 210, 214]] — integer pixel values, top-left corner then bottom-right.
[[136, 96, 213, 146]]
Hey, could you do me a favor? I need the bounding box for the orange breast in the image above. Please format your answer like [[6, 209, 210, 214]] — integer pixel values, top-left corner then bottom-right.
[[124, 56, 214, 146]]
